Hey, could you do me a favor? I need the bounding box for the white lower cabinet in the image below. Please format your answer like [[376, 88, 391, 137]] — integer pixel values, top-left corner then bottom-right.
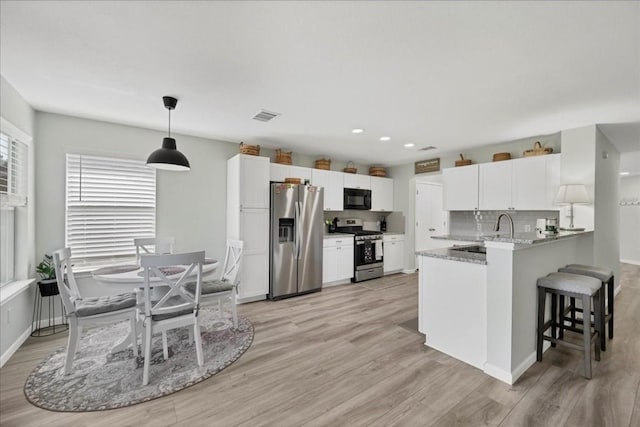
[[383, 234, 404, 273], [323, 236, 354, 284]]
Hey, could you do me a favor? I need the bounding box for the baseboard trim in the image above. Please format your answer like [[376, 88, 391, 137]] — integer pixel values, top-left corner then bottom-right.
[[620, 259, 640, 266], [484, 342, 551, 385], [402, 268, 417, 274], [1, 325, 31, 368]]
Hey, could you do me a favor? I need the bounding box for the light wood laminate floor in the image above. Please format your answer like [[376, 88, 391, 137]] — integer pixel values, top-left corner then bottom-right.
[[1, 264, 639, 426]]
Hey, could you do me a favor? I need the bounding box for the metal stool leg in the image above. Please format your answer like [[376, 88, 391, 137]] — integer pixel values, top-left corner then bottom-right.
[[537, 286, 546, 361]]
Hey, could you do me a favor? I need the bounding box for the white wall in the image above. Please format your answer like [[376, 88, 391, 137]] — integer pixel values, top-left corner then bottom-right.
[[35, 112, 240, 290], [594, 127, 620, 281], [0, 76, 36, 364], [619, 175, 640, 264], [561, 125, 621, 284]]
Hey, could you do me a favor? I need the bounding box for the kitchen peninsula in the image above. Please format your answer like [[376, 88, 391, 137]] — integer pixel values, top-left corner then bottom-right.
[[417, 230, 594, 385]]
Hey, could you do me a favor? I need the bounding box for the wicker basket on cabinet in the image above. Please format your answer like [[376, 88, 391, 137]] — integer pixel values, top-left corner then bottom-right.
[[343, 161, 357, 174], [275, 149, 292, 165], [315, 158, 331, 170], [369, 167, 387, 177], [239, 142, 260, 156]]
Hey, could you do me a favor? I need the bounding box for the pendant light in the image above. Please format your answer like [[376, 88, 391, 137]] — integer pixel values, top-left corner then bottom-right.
[[146, 96, 190, 171]]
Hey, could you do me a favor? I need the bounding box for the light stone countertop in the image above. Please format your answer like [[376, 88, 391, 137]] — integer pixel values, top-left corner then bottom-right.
[[415, 246, 487, 265], [431, 230, 592, 245]]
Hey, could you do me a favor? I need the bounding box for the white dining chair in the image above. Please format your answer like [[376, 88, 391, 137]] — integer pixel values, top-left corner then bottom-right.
[[52, 248, 138, 375], [134, 237, 175, 265], [138, 250, 205, 386], [184, 240, 243, 330]]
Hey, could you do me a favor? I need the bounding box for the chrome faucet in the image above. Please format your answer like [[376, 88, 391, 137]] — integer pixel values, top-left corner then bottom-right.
[[494, 212, 515, 238]]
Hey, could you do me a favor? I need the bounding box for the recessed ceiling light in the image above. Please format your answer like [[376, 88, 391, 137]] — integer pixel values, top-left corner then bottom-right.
[[404, 143, 415, 148], [620, 171, 630, 176], [380, 136, 391, 141], [352, 128, 364, 134]]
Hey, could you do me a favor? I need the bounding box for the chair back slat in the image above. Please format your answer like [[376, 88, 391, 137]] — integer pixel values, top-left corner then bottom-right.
[[134, 237, 175, 264], [221, 239, 244, 286], [52, 247, 81, 315], [141, 251, 205, 319]]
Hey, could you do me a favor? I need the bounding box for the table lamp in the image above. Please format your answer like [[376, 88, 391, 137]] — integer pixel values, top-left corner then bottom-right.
[[555, 184, 590, 231]]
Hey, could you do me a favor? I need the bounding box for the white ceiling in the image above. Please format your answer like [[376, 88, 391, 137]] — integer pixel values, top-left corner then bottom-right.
[[1, 1, 639, 165]]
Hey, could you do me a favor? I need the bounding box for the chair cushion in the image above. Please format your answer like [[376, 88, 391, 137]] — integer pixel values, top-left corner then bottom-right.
[[184, 279, 235, 296], [559, 264, 613, 282], [537, 272, 601, 296], [75, 292, 137, 317], [149, 296, 195, 321]]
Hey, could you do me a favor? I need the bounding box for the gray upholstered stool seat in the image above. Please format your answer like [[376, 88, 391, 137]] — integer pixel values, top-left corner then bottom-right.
[[537, 272, 602, 379], [74, 292, 137, 317], [558, 264, 615, 351]]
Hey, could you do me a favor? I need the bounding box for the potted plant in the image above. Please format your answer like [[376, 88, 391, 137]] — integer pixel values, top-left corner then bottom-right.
[[36, 254, 59, 297]]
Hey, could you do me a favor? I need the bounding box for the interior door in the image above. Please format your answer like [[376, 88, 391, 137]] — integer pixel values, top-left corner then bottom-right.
[[415, 182, 447, 252]]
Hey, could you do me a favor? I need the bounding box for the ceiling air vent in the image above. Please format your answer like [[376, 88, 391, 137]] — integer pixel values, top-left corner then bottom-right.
[[252, 110, 281, 122], [419, 146, 437, 151]]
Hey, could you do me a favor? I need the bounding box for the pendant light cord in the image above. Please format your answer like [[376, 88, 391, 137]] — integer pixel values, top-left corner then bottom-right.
[[168, 108, 171, 138]]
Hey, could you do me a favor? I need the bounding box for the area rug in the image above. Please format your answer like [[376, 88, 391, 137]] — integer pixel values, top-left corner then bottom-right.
[[24, 308, 253, 412], [355, 275, 408, 291]]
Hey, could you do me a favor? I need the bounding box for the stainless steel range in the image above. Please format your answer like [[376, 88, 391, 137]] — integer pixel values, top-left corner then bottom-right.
[[335, 219, 384, 283]]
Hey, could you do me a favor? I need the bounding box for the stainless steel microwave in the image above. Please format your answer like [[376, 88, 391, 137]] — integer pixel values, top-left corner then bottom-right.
[[343, 188, 371, 210]]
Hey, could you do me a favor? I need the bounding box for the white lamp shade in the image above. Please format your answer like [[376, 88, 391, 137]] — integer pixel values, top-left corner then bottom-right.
[[555, 184, 590, 204]]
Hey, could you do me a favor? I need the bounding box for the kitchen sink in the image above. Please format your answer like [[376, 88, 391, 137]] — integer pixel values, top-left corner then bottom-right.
[[450, 245, 487, 254]]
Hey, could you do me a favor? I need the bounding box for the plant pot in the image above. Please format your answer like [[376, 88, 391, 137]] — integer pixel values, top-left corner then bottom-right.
[[38, 279, 59, 297]]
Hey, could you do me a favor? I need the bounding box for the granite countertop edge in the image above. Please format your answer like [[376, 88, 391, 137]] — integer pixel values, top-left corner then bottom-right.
[[431, 230, 592, 245], [415, 248, 487, 265]]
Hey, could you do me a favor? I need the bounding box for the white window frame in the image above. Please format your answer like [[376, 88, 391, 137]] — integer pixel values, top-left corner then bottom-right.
[[0, 118, 31, 288], [65, 153, 157, 270]]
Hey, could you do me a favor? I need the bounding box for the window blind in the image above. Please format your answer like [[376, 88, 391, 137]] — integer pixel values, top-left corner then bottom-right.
[[0, 132, 28, 206], [65, 154, 156, 267]]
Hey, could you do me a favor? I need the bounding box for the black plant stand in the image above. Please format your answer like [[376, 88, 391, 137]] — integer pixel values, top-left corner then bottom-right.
[[31, 279, 68, 337]]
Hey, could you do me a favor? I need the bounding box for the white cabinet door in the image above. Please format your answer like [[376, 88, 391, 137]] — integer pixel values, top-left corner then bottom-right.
[[545, 154, 561, 210], [238, 208, 269, 299], [323, 246, 337, 284], [383, 240, 404, 273], [337, 244, 354, 280], [270, 164, 312, 182], [312, 169, 344, 211], [240, 155, 269, 209], [511, 156, 547, 210], [443, 164, 479, 210], [479, 161, 512, 210], [370, 176, 394, 212], [343, 173, 371, 190]]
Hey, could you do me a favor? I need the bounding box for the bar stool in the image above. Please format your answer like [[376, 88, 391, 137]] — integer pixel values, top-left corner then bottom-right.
[[557, 264, 614, 351], [537, 272, 602, 379]]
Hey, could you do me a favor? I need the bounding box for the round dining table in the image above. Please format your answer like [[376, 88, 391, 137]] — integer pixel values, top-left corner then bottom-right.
[[91, 258, 219, 353]]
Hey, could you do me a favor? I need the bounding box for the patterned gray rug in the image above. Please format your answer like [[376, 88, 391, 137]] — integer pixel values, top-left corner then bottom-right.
[[24, 308, 253, 412]]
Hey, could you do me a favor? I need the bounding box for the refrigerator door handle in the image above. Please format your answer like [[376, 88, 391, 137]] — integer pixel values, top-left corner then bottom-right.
[[295, 201, 302, 259]]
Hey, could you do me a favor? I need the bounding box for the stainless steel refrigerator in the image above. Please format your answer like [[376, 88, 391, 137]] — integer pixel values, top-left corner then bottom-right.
[[269, 183, 324, 299]]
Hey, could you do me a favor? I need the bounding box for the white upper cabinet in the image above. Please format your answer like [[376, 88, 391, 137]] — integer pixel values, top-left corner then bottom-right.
[[270, 164, 312, 183], [343, 173, 371, 190], [479, 161, 512, 210], [477, 154, 561, 211], [443, 164, 479, 210], [311, 169, 344, 211], [511, 156, 548, 210], [228, 154, 269, 209], [370, 176, 394, 212]]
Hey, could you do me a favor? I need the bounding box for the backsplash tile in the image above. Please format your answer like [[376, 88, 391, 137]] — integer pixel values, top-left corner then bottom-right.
[[449, 210, 560, 234]]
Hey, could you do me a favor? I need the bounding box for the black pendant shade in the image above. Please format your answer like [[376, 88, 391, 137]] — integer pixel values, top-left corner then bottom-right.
[[146, 96, 190, 171]]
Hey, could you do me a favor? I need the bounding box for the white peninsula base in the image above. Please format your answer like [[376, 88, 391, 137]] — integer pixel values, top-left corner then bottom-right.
[[418, 231, 594, 385]]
